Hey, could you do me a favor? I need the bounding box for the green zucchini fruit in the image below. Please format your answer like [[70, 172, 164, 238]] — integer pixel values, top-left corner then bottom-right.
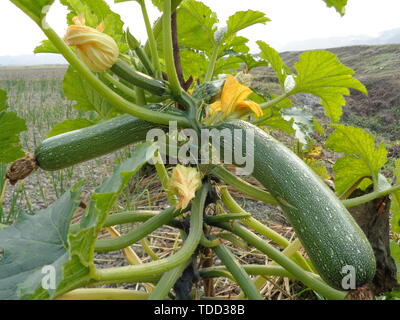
[[213, 120, 376, 290], [35, 105, 180, 171], [111, 59, 168, 96]]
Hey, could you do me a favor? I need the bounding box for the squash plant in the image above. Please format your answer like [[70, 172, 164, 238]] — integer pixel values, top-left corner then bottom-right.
[[1, 0, 399, 300]]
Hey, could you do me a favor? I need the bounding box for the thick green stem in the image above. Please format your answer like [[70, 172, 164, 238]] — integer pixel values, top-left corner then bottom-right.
[[148, 260, 190, 300], [39, 27, 188, 126], [213, 243, 263, 300], [94, 206, 180, 252], [342, 184, 400, 208], [139, 0, 162, 79], [220, 187, 313, 272], [237, 238, 304, 299], [56, 288, 149, 300], [94, 184, 206, 282], [101, 72, 137, 101], [204, 43, 221, 82], [163, 0, 182, 97], [200, 265, 321, 282], [144, 0, 183, 54], [235, 93, 289, 122], [210, 221, 346, 300], [70, 210, 160, 234], [153, 151, 177, 206], [126, 29, 155, 76], [210, 166, 278, 205]]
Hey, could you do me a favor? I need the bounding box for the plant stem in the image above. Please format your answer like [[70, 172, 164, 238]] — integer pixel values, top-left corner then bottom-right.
[[163, 0, 182, 98], [94, 184, 207, 283], [210, 221, 346, 300], [40, 26, 189, 127], [144, 0, 183, 54], [148, 260, 190, 300], [56, 288, 149, 300], [101, 72, 137, 101], [153, 151, 177, 205], [200, 265, 321, 282], [342, 184, 400, 208], [171, 10, 185, 88], [237, 238, 304, 299], [141, 237, 160, 260], [220, 187, 314, 272], [213, 243, 263, 300], [210, 166, 278, 205], [235, 93, 289, 123], [69, 210, 161, 234], [94, 206, 179, 252], [139, 0, 162, 79], [204, 43, 221, 82]]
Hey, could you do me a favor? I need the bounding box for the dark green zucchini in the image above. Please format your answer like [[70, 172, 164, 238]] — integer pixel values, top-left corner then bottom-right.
[[213, 120, 376, 290], [111, 59, 168, 96], [35, 105, 180, 171]]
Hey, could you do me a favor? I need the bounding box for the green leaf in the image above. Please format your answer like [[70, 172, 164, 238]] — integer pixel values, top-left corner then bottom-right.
[[214, 56, 243, 75], [220, 36, 250, 56], [257, 41, 292, 88], [225, 10, 270, 40], [0, 89, 27, 163], [63, 67, 118, 118], [10, 0, 55, 25], [237, 54, 269, 71], [281, 107, 315, 146], [180, 49, 208, 81], [3, 142, 158, 299], [0, 185, 82, 300], [391, 160, 400, 233], [290, 50, 367, 122], [177, 0, 218, 53], [326, 125, 388, 195], [390, 241, 400, 281], [322, 0, 348, 16], [34, 40, 59, 54], [46, 118, 96, 138]]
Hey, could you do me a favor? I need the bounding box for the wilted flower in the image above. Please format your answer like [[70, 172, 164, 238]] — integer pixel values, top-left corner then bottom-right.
[[64, 14, 119, 72], [209, 75, 263, 118], [169, 165, 202, 210]]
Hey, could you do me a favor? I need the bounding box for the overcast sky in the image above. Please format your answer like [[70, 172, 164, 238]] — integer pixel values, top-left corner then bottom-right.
[[1, 0, 400, 56]]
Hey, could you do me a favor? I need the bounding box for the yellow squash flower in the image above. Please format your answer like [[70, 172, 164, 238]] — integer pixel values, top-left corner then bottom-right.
[[209, 75, 263, 118], [64, 14, 119, 72], [169, 165, 202, 210]]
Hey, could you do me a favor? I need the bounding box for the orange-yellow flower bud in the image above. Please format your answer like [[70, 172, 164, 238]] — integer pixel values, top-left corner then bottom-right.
[[64, 14, 119, 72], [169, 165, 202, 210]]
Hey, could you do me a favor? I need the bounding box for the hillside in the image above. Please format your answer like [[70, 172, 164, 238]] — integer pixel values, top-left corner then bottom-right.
[[252, 44, 400, 141]]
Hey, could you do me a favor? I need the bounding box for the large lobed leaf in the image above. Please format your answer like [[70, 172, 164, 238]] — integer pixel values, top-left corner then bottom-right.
[[225, 10, 270, 42], [257, 41, 292, 88], [326, 124, 388, 196], [0, 186, 82, 300], [0, 89, 27, 163], [177, 0, 218, 53], [63, 67, 118, 119], [0, 142, 158, 299], [290, 51, 367, 123]]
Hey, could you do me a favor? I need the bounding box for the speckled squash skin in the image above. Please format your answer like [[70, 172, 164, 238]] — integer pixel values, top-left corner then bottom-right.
[[214, 120, 376, 290], [35, 115, 157, 171], [35, 105, 182, 171]]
